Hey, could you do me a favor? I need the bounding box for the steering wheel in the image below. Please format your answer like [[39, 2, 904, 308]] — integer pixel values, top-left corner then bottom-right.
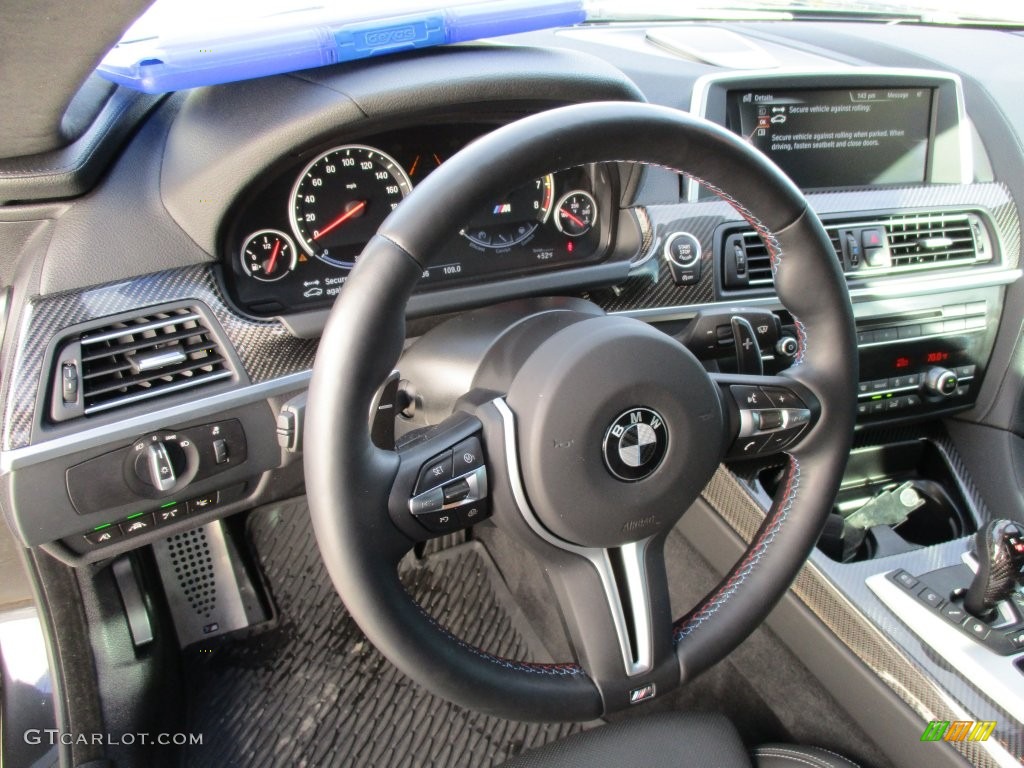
[[304, 102, 856, 722]]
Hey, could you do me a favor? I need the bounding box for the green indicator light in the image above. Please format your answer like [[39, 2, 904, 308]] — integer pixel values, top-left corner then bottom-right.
[[126, 512, 145, 520], [92, 523, 112, 531], [160, 500, 177, 509], [871, 395, 882, 400], [886, 393, 893, 399]]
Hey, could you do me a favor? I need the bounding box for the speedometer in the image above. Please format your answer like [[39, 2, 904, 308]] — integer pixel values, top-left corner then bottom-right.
[[289, 144, 412, 269]]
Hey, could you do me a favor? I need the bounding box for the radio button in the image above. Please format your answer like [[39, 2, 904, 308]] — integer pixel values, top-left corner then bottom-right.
[[897, 324, 921, 339], [876, 327, 899, 343]]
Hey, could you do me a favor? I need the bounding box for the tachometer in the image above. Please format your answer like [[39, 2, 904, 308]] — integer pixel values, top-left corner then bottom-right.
[[460, 175, 554, 250], [289, 144, 412, 268]]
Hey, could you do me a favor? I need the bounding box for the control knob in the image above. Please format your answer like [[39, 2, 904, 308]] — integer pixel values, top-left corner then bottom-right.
[[922, 367, 958, 398]]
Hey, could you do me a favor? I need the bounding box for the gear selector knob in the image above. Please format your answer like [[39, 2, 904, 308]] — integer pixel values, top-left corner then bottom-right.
[[963, 519, 1024, 619]]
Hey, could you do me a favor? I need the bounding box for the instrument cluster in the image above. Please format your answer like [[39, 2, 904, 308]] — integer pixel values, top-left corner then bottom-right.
[[223, 123, 615, 317]]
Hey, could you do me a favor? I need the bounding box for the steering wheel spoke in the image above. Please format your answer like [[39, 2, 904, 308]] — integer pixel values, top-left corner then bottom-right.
[[710, 372, 821, 460], [387, 411, 492, 542]]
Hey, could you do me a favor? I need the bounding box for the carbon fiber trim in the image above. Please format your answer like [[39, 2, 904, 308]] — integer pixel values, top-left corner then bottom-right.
[[2, 266, 318, 450], [599, 182, 1020, 314], [701, 465, 1023, 767]]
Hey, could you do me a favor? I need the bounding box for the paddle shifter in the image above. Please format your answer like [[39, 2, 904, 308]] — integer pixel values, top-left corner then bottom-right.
[[963, 519, 1024, 620]]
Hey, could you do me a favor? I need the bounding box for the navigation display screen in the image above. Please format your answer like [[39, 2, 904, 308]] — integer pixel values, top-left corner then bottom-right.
[[727, 87, 934, 189]]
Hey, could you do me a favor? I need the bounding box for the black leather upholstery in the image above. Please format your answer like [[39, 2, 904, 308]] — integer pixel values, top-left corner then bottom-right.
[[500, 713, 751, 768], [755, 744, 862, 768], [498, 713, 860, 768]]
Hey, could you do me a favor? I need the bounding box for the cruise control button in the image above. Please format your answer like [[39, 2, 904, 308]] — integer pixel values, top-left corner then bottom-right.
[[410, 487, 445, 516], [416, 451, 453, 493], [414, 509, 464, 534], [461, 502, 490, 525], [442, 479, 472, 504], [784, 409, 812, 428], [761, 387, 805, 409], [451, 437, 484, 476]]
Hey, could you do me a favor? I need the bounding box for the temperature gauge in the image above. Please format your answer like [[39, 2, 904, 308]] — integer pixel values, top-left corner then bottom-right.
[[241, 229, 297, 282], [554, 190, 597, 237]]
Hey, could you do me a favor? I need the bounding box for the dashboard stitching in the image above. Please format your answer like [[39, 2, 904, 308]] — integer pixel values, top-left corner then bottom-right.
[[410, 596, 586, 677], [673, 456, 801, 642]]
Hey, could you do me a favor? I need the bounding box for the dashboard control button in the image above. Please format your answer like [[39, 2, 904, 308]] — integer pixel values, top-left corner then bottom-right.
[[943, 603, 969, 626], [154, 505, 185, 525], [861, 228, 884, 250], [876, 327, 899, 343], [943, 317, 966, 332], [663, 232, 701, 268], [867, 400, 885, 415], [213, 438, 229, 465], [964, 618, 990, 641], [856, 330, 876, 344], [956, 365, 976, 378], [920, 321, 945, 336], [923, 367, 958, 397], [897, 324, 921, 339], [120, 514, 156, 537], [61, 361, 80, 404], [918, 586, 944, 609], [869, 378, 889, 392], [84, 527, 123, 546], [893, 570, 918, 590], [857, 381, 871, 394], [461, 502, 490, 526], [188, 492, 219, 514], [416, 451, 453, 493]]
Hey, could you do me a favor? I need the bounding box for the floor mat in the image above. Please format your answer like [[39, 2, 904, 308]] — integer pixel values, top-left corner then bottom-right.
[[180, 499, 583, 767]]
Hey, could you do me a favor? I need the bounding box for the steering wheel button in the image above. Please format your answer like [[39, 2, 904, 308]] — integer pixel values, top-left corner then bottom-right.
[[763, 426, 803, 453], [451, 437, 484, 475], [414, 508, 464, 534], [416, 451, 454, 493], [730, 385, 767, 409], [761, 387, 806, 409], [756, 410, 784, 430], [410, 486, 445, 516], [729, 433, 771, 458], [461, 502, 490, 525], [442, 478, 472, 504]]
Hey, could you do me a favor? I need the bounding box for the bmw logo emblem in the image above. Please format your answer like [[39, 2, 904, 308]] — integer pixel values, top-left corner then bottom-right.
[[602, 408, 668, 482]]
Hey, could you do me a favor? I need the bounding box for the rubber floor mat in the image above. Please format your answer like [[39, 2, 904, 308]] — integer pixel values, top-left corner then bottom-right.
[[180, 499, 583, 767]]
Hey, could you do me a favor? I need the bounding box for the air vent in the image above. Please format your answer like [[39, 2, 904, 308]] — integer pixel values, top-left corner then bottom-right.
[[722, 210, 993, 290], [51, 305, 233, 421]]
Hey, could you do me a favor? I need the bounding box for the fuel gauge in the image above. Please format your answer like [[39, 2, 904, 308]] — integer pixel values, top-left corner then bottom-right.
[[554, 190, 597, 237], [241, 229, 297, 282]]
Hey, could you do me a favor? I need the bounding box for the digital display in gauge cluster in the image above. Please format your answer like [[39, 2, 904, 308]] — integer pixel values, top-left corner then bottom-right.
[[225, 124, 611, 316]]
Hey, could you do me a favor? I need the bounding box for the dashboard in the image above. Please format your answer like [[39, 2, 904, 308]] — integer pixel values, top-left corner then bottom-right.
[[3, 19, 1024, 766], [223, 123, 616, 316]]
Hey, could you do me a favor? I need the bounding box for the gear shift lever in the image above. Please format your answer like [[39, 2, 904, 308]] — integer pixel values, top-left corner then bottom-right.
[[963, 519, 1024, 619]]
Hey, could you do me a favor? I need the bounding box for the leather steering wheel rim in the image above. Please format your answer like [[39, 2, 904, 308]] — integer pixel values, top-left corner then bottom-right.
[[305, 101, 857, 722]]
